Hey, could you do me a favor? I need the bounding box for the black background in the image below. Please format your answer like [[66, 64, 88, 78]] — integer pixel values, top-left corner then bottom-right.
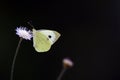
[[0, 0, 120, 80]]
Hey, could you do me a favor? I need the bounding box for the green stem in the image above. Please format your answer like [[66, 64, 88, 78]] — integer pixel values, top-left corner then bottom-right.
[[10, 37, 23, 80]]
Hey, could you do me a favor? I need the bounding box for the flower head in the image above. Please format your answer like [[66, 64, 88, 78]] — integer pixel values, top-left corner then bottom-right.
[[16, 27, 32, 40], [63, 58, 74, 68]]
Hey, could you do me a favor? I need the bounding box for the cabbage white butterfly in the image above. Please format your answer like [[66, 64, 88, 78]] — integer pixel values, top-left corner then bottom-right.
[[28, 22, 61, 52], [33, 28, 61, 52]]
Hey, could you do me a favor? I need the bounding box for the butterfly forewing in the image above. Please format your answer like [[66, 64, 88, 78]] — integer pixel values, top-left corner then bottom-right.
[[52, 31, 61, 44], [38, 30, 61, 44]]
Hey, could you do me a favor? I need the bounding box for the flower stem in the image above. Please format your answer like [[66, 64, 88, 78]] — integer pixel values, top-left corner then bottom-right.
[[10, 37, 23, 80], [57, 67, 67, 80]]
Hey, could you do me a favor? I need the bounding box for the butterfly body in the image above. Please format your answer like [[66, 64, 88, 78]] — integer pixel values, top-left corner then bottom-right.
[[33, 29, 60, 52]]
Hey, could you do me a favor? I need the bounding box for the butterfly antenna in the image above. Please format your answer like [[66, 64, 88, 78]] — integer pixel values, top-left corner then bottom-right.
[[27, 22, 35, 29]]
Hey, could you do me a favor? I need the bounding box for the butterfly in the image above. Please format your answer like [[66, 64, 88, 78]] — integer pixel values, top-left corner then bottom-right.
[[32, 28, 61, 52]]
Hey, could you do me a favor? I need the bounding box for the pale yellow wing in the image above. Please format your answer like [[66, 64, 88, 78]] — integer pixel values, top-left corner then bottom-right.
[[39, 29, 61, 45], [52, 31, 61, 44], [33, 29, 51, 52]]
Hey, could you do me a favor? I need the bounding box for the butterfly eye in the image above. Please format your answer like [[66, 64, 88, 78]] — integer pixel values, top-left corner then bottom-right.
[[48, 35, 52, 38]]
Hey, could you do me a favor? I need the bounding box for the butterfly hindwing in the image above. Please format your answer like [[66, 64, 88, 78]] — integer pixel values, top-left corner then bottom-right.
[[33, 29, 51, 52]]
